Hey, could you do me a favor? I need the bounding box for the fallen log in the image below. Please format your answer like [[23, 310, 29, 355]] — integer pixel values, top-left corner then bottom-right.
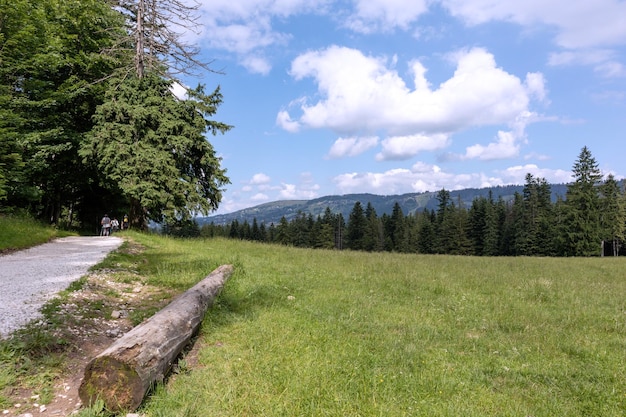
[[78, 264, 234, 412]]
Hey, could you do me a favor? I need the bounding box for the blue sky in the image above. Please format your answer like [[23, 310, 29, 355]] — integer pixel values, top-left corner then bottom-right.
[[179, 0, 626, 215]]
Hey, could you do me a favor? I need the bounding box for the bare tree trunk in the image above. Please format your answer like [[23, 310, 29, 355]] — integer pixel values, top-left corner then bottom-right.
[[78, 264, 234, 412], [135, 0, 145, 78]]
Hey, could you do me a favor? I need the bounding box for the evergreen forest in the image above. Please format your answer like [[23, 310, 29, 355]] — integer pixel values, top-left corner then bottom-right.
[[0, 0, 230, 230], [201, 147, 626, 257]]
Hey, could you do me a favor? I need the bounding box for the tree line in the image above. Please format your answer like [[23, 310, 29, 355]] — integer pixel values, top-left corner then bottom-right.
[[0, 0, 230, 230], [199, 147, 625, 257]]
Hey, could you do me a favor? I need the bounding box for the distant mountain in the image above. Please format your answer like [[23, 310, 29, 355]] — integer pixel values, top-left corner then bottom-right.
[[199, 184, 570, 226]]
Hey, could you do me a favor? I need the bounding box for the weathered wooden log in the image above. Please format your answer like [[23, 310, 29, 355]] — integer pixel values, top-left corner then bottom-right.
[[78, 264, 234, 412]]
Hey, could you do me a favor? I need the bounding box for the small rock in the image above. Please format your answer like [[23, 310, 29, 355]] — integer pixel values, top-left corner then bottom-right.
[[111, 310, 122, 319]]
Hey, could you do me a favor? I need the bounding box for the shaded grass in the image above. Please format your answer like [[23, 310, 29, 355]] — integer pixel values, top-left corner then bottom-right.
[[127, 236, 626, 417], [0, 214, 63, 251]]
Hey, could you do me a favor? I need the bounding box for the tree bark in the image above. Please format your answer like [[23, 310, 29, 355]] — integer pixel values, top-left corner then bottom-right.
[[78, 264, 234, 412]]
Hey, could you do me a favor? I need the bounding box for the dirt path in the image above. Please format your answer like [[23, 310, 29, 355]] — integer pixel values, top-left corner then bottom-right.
[[0, 236, 123, 339]]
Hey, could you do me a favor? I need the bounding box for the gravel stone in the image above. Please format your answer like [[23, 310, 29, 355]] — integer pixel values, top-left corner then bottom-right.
[[0, 236, 123, 338]]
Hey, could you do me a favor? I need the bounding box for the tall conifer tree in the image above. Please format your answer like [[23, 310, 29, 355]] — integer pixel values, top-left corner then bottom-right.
[[562, 146, 603, 256]]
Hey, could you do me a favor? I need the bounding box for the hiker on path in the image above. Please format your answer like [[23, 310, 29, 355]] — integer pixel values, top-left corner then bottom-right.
[[101, 214, 111, 236]]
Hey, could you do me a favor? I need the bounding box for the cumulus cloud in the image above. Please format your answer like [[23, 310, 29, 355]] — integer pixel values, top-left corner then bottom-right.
[[250, 173, 272, 185], [332, 165, 494, 195], [279, 182, 320, 199], [276, 110, 301, 132], [498, 164, 573, 184], [282, 46, 539, 141], [344, 0, 429, 33], [332, 161, 575, 195], [326, 136, 379, 159], [463, 130, 520, 161], [376, 134, 449, 161], [525, 72, 548, 102]]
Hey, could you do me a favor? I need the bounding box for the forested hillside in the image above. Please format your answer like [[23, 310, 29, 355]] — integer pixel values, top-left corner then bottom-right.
[[200, 148, 626, 257], [200, 184, 571, 226], [0, 0, 230, 230]]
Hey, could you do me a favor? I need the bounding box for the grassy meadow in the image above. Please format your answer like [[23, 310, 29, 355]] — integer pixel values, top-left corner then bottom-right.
[[116, 234, 625, 417], [0, 223, 624, 416]]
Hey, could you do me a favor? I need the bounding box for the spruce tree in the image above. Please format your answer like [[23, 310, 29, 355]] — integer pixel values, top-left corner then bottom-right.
[[416, 210, 436, 254], [81, 75, 229, 227], [363, 202, 383, 251], [346, 201, 366, 251], [0, 0, 123, 224], [599, 174, 626, 256], [561, 146, 603, 256], [384, 202, 406, 251]]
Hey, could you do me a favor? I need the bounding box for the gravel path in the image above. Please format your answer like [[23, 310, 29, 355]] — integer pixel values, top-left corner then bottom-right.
[[0, 236, 123, 338]]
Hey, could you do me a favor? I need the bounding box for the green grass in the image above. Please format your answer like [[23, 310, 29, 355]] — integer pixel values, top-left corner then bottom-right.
[[0, 213, 70, 251], [117, 235, 626, 417], [2, 227, 624, 416]]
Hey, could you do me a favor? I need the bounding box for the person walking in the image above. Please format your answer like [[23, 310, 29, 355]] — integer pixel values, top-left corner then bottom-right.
[[111, 218, 120, 233], [100, 214, 112, 236]]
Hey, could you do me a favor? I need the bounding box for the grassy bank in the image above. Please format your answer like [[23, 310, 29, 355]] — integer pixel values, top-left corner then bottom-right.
[[0, 214, 67, 251], [125, 235, 625, 416]]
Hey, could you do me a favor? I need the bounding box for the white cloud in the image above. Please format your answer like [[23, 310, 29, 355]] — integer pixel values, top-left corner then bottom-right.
[[194, 0, 625, 77], [549, 49, 615, 67], [498, 164, 573, 184], [283, 46, 538, 138], [344, 0, 429, 33], [332, 161, 575, 196], [276, 110, 301, 132], [451, 110, 540, 161], [200, 18, 286, 54], [549, 49, 626, 78], [196, 0, 328, 73], [524, 152, 551, 161], [273, 172, 321, 200], [463, 130, 520, 160], [440, 0, 626, 80], [241, 55, 273, 75], [170, 82, 188, 99], [376, 134, 449, 161], [440, 0, 626, 49], [525, 72, 548, 103], [279, 182, 319, 199], [332, 165, 498, 195], [326, 136, 379, 159], [594, 61, 626, 78], [250, 173, 272, 185]]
